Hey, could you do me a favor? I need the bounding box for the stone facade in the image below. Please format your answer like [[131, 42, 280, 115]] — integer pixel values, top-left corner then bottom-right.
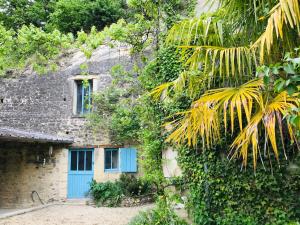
[[0, 45, 134, 146], [195, 0, 219, 16], [0, 142, 68, 208], [0, 45, 135, 208]]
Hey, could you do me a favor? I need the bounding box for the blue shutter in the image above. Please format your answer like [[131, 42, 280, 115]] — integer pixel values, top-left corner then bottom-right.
[[120, 148, 137, 172]]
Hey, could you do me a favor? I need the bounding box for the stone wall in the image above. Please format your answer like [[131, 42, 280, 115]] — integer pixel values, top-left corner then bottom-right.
[[195, 0, 219, 16], [0, 142, 68, 208], [0, 45, 134, 146], [0, 45, 139, 208]]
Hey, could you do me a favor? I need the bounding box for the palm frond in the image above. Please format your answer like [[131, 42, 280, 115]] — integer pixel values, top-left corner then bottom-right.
[[199, 78, 264, 132], [230, 111, 263, 169], [252, 0, 300, 63], [166, 104, 220, 148], [231, 90, 299, 169], [163, 0, 300, 89], [150, 70, 209, 100], [166, 79, 264, 146], [150, 82, 173, 100], [166, 79, 299, 168], [167, 17, 223, 46], [180, 46, 257, 80]]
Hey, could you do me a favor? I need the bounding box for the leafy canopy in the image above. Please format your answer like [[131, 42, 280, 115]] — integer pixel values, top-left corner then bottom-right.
[[0, 0, 126, 34], [47, 0, 126, 34]]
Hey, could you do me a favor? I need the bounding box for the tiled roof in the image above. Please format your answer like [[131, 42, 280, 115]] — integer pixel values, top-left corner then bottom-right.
[[0, 127, 73, 144]]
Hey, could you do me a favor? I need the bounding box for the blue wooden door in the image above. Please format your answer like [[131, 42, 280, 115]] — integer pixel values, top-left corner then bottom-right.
[[68, 149, 94, 198]]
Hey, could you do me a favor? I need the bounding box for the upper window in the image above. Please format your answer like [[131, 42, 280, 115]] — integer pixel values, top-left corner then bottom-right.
[[105, 148, 119, 171], [76, 80, 93, 115]]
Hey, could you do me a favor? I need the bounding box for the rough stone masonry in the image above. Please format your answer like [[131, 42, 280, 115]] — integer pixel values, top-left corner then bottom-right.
[[0, 45, 134, 208]]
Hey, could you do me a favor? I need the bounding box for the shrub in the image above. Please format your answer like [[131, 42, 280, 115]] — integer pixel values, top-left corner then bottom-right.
[[117, 174, 152, 197], [128, 198, 189, 225], [90, 175, 154, 207], [90, 180, 123, 207]]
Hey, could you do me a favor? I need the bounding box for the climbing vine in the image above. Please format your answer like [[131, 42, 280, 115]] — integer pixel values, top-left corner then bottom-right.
[[178, 145, 300, 224]]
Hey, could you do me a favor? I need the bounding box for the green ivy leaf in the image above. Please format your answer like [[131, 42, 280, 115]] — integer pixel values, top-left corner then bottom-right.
[[275, 80, 285, 92], [283, 64, 295, 74], [286, 84, 298, 96], [263, 75, 270, 86]]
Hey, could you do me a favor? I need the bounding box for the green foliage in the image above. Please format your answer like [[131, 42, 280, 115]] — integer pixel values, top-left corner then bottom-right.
[[0, 0, 55, 30], [90, 180, 123, 207], [0, 0, 125, 34], [258, 49, 300, 96], [128, 197, 189, 225], [135, 46, 186, 188], [87, 64, 141, 144], [178, 146, 300, 225], [258, 49, 300, 137], [47, 0, 125, 34], [0, 24, 73, 76], [118, 174, 152, 197], [90, 175, 153, 207], [136, 96, 165, 186], [110, 103, 141, 143], [75, 0, 197, 57], [160, 0, 197, 29]]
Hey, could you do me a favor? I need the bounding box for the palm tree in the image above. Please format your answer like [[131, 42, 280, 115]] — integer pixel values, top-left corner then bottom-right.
[[152, 0, 300, 169]]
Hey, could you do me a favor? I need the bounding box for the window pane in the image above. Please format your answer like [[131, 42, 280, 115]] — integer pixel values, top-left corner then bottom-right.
[[70, 151, 77, 171], [105, 150, 111, 170], [83, 80, 93, 114], [78, 151, 85, 171], [85, 151, 92, 171], [111, 149, 119, 169], [77, 81, 83, 114]]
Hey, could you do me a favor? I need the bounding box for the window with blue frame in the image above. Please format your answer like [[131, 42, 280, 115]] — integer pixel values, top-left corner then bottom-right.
[[104, 148, 137, 173], [105, 148, 119, 171], [76, 80, 93, 115]]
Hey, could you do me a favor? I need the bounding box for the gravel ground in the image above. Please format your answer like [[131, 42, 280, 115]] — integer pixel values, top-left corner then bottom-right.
[[0, 204, 153, 225]]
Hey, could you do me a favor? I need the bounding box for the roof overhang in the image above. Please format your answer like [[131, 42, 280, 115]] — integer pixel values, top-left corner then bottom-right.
[[0, 127, 74, 144]]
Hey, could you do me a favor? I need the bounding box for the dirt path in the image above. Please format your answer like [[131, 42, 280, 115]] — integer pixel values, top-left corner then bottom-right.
[[0, 204, 153, 225]]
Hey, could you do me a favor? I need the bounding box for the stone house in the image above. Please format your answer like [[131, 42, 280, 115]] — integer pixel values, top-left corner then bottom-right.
[[0, 45, 138, 208]]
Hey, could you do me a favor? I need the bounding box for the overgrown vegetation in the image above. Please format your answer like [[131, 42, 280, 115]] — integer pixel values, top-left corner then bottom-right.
[[86, 1, 196, 191], [90, 179, 123, 207], [90, 174, 153, 207], [47, 0, 125, 34], [148, 0, 300, 224], [1, 0, 299, 224], [0, 24, 73, 76], [178, 147, 300, 224], [128, 198, 189, 225], [0, 0, 125, 33], [153, 0, 300, 168]]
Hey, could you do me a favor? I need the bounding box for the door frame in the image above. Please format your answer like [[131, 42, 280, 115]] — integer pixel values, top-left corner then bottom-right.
[[67, 148, 94, 199]]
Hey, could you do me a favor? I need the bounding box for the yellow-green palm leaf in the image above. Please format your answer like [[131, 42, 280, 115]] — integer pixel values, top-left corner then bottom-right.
[[252, 0, 300, 63], [231, 90, 299, 169], [166, 79, 299, 168]]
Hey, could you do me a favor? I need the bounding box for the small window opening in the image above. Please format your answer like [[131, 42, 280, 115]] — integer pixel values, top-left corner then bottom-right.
[[76, 80, 93, 115], [0, 99, 3, 103], [105, 148, 119, 171], [63, 97, 66, 101]]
